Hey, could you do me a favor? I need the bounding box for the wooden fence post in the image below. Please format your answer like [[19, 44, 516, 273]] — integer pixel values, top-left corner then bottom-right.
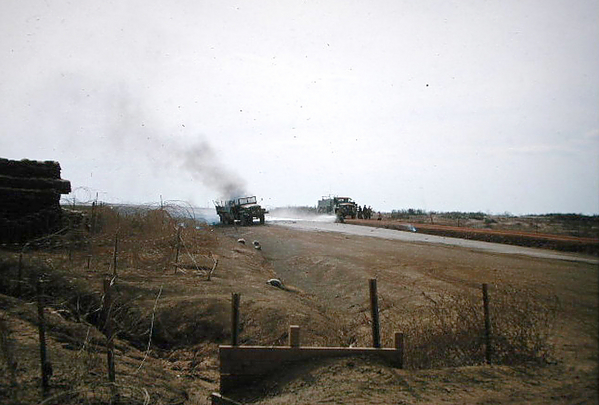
[[289, 325, 300, 348], [103, 278, 116, 383], [36, 278, 50, 397], [90, 201, 97, 234], [231, 293, 240, 346], [174, 226, 182, 273], [16, 253, 23, 297], [369, 279, 381, 348], [66, 216, 73, 262], [394, 332, 404, 368], [112, 234, 118, 277], [482, 283, 492, 364]]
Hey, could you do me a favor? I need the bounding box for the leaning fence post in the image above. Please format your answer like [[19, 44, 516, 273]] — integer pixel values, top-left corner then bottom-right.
[[231, 293, 240, 346], [103, 278, 116, 383], [36, 278, 50, 397], [482, 283, 492, 364], [369, 278, 381, 348]]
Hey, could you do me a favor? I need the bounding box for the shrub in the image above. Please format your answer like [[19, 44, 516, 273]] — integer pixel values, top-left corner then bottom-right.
[[393, 286, 559, 369]]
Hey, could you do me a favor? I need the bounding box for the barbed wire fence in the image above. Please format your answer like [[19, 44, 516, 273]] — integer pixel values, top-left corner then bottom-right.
[[0, 201, 218, 403]]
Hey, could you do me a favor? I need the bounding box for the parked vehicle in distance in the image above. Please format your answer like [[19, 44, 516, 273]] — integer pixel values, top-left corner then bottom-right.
[[317, 196, 357, 219]]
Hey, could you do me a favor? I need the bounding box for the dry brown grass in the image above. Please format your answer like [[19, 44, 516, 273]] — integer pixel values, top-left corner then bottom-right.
[[0, 204, 577, 403], [390, 286, 559, 369], [0, 205, 222, 404]]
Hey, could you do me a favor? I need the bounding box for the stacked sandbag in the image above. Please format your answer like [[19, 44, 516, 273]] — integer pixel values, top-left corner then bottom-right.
[[0, 158, 71, 244]]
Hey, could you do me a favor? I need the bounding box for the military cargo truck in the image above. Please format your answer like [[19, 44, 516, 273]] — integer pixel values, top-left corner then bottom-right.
[[214, 196, 267, 225], [317, 196, 357, 219]]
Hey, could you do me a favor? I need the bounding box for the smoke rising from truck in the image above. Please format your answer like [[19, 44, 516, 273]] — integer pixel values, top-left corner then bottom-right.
[[179, 140, 247, 200], [19, 73, 250, 203]]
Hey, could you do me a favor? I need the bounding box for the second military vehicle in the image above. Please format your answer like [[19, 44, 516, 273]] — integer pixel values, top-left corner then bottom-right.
[[317, 196, 357, 219]]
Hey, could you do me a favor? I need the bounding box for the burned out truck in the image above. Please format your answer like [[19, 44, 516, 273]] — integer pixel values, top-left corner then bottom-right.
[[214, 196, 267, 225], [317, 196, 357, 219]]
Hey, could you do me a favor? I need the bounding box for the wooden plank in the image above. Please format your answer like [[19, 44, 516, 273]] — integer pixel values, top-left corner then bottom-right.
[[219, 346, 400, 374]]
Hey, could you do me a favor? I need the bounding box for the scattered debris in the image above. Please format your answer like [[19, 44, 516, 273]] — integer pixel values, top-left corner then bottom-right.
[[237, 238, 246, 244], [253, 240, 261, 250], [266, 278, 284, 288]]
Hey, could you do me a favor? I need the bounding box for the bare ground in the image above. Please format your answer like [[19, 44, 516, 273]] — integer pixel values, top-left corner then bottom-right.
[[0, 219, 597, 404], [226, 222, 598, 404]]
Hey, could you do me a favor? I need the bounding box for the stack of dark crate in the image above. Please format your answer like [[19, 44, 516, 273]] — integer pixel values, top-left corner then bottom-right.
[[0, 158, 71, 244]]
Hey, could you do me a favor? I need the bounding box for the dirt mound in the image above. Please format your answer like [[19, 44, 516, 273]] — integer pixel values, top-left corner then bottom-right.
[[227, 355, 597, 405]]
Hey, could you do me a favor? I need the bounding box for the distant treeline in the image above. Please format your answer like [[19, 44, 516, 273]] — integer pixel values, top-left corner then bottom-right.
[[391, 209, 486, 220], [539, 213, 599, 221], [391, 210, 598, 221]]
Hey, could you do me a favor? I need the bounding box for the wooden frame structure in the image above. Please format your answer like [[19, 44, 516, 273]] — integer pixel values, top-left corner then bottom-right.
[[219, 325, 403, 394]]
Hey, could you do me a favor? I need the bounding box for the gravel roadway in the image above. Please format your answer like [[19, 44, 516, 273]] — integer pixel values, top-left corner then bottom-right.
[[269, 218, 599, 265]]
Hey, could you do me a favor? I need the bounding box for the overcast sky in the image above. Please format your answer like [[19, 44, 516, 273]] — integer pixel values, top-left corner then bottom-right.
[[1, 0, 598, 214]]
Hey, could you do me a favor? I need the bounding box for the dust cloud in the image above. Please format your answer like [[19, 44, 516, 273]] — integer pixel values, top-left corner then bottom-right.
[[267, 207, 335, 223]]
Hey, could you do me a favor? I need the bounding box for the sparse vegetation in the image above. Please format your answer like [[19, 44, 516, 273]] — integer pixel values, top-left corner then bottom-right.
[[0, 204, 222, 404], [0, 203, 595, 404], [387, 209, 599, 240], [393, 287, 559, 369]]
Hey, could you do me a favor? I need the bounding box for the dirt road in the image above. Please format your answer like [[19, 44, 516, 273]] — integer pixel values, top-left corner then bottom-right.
[[270, 218, 599, 264]]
